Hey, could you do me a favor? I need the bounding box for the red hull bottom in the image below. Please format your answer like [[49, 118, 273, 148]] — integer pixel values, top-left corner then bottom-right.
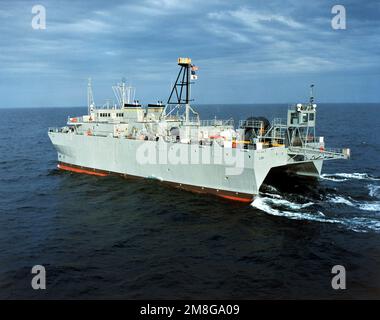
[[57, 162, 253, 203]]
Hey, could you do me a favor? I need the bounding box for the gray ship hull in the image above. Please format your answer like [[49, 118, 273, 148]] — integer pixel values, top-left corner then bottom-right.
[[48, 131, 307, 202]]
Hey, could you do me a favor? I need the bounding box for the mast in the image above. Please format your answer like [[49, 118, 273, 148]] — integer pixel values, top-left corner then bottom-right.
[[185, 58, 191, 123], [167, 57, 193, 123], [87, 78, 95, 115], [310, 84, 315, 104], [121, 78, 126, 107]]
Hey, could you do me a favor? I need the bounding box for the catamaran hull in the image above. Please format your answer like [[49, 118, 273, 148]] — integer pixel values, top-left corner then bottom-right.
[[48, 132, 295, 202], [56, 162, 254, 202]]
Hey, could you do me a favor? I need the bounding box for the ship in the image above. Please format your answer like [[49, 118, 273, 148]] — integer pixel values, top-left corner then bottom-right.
[[48, 58, 350, 203]]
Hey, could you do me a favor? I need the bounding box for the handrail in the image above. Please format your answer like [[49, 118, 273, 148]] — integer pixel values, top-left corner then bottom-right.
[[288, 146, 348, 159], [239, 120, 264, 128], [200, 119, 234, 127]]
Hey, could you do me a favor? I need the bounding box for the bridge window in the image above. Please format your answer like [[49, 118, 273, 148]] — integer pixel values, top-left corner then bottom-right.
[[291, 113, 298, 124]]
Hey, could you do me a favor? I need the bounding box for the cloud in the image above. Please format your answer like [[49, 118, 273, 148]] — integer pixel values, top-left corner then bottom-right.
[[203, 4, 380, 75], [0, 9, 13, 18], [209, 7, 303, 30], [207, 23, 251, 43], [49, 18, 112, 34], [0, 0, 379, 106]]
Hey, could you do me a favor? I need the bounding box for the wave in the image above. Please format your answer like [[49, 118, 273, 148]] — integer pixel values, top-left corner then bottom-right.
[[260, 192, 282, 199], [263, 197, 315, 210], [260, 184, 281, 194], [252, 194, 380, 233], [320, 174, 348, 182], [357, 202, 380, 212], [368, 184, 380, 199], [328, 196, 355, 206], [252, 196, 336, 223], [341, 217, 380, 232], [333, 173, 379, 180], [327, 195, 380, 212], [321, 172, 380, 182]]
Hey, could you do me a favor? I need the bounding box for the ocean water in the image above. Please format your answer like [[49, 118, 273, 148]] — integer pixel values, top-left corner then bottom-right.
[[0, 103, 379, 299]]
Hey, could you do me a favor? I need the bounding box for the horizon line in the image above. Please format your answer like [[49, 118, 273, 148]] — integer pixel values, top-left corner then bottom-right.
[[0, 102, 379, 109]]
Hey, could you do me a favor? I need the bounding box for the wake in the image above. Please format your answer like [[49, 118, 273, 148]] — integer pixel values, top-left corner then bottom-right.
[[251, 192, 380, 233], [321, 172, 380, 182]]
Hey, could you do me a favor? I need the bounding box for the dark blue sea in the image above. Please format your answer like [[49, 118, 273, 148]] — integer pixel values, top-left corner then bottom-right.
[[0, 104, 379, 299]]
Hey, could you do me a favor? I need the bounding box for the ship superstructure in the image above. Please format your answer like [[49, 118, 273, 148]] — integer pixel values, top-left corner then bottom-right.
[[48, 58, 350, 202]]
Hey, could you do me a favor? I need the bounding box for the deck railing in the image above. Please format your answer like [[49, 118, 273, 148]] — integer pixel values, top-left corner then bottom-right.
[[48, 127, 61, 133], [239, 120, 264, 128], [288, 146, 348, 160], [200, 119, 234, 127]]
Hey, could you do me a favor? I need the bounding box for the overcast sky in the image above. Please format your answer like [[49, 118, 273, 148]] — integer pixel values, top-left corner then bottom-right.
[[0, 0, 379, 107]]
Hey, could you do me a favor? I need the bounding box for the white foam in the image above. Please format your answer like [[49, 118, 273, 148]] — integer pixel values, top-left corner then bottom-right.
[[320, 174, 348, 182], [337, 173, 380, 180], [264, 197, 315, 210], [341, 217, 380, 232], [328, 196, 355, 206], [262, 185, 280, 193], [322, 172, 379, 182], [368, 184, 380, 199], [328, 195, 380, 213], [252, 195, 380, 233], [251, 196, 335, 223], [260, 192, 282, 199], [357, 202, 380, 212]]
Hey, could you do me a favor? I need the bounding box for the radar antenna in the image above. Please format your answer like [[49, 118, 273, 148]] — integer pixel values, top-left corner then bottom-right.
[[112, 78, 136, 108]]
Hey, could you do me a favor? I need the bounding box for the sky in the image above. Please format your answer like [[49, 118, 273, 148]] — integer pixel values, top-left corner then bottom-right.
[[0, 0, 379, 107]]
